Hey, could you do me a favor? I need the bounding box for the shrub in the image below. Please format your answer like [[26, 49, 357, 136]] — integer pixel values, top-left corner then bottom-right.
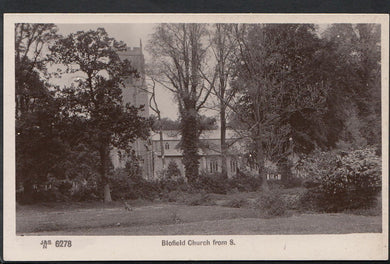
[[193, 171, 228, 194], [255, 191, 287, 216], [109, 168, 160, 201], [166, 161, 181, 178], [229, 171, 262, 192], [160, 190, 186, 203], [281, 192, 305, 210], [296, 150, 338, 184], [223, 198, 250, 208], [185, 192, 216, 206], [298, 147, 381, 212], [267, 179, 283, 190], [158, 177, 187, 192], [298, 188, 323, 212], [283, 177, 303, 188], [70, 176, 100, 201], [18, 177, 94, 204]]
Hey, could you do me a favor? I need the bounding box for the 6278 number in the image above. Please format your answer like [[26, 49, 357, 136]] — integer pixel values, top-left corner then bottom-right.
[[55, 240, 72, 247]]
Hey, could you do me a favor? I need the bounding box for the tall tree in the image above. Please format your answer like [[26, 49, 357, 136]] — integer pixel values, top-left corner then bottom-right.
[[147, 24, 215, 185], [50, 28, 150, 202], [322, 24, 381, 147], [15, 23, 64, 201], [15, 23, 59, 118], [146, 75, 166, 173], [207, 24, 239, 178], [230, 24, 341, 187]]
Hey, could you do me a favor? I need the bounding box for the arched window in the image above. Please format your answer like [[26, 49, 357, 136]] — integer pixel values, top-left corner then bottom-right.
[[230, 159, 237, 173], [165, 142, 170, 150], [209, 160, 218, 173]]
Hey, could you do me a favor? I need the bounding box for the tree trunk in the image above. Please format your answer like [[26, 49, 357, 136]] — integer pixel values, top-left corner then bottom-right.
[[104, 183, 112, 203], [99, 141, 112, 202], [181, 104, 200, 185], [256, 137, 268, 191], [22, 179, 35, 203], [254, 92, 268, 191], [220, 101, 228, 178], [158, 121, 166, 175]]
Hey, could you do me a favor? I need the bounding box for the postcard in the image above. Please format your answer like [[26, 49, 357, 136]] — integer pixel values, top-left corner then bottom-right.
[[3, 13, 389, 261]]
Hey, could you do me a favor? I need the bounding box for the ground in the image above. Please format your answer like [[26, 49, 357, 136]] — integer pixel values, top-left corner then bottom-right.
[[16, 191, 382, 236]]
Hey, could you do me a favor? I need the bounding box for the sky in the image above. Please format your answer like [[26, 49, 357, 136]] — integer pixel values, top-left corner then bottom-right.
[[55, 23, 329, 121], [56, 23, 181, 119]]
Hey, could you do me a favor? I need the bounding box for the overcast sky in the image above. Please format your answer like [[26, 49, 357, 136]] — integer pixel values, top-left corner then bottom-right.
[[56, 23, 182, 120], [55, 23, 329, 121]]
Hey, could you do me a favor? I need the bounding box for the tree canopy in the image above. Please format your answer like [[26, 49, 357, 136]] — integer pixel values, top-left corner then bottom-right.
[[16, 26, 151, 203], [147, 24, 215, 184]]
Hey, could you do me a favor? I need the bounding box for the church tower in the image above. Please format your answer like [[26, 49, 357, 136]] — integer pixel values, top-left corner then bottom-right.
[[111, 41, 153, 180], [118, 40, 149, 117]]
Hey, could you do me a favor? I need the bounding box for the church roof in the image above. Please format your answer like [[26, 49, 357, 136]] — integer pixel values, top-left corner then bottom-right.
[[150, 129, 247, 157], [150, 129, 239, 141]]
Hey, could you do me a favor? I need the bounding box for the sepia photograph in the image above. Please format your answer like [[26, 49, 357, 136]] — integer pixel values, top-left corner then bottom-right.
[[3, 14, 389, 261]]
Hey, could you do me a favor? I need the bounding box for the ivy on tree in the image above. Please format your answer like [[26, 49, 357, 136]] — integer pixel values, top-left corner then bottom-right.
[[147, 24, 215, 185]]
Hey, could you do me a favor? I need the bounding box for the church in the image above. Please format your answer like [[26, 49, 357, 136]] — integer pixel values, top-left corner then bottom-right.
[[110, 41, 154, 180], [111, 42, 262, 180], [149, 129, 243, 179]]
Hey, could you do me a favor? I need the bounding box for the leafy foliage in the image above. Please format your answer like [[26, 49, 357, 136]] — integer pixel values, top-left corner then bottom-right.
[[15, 23, 382, 207], [15, 23, 69, 203], [151, 117, 181, 131], [192, 171, 229, 194], [298, 147, 381, 212], [232, 24, 342, 156], [228, 171, 263, 192], [322, 24, 381, 147], [109, 162, 160, 201], [50, 28, 151, 202], [147, 24, 214, 184], [166, 161, 181, 178]]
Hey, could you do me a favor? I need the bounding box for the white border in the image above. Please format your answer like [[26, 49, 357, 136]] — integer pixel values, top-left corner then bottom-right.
[[3, 13, 389, 261]]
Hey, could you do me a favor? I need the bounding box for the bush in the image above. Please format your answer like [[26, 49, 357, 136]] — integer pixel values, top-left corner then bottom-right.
[[229, 171, 262, 192], [282, 192, 306, 210], [158, 177, 187, 192], [160, 190, 186, 203], [109, 168, 160, 201], [223, 198, 250, 208], [193, 171, 228, 194], [166, 161, 181, 178], [298, 147, 381, 212], [267, 179, 283, 190], [70, 176, 100, 201], [255, 191, 287, 216], [283, 177, 303, 188], [110, 160, 189, 202], [185, 192, 216, 206]]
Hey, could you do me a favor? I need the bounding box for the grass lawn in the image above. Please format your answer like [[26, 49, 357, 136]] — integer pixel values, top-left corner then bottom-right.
[[16, 194, 382, 235]]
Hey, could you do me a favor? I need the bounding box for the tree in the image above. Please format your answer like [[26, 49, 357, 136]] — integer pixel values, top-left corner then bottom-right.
[[148, 77, 167, 172], [15, 23, 59, 117], [152, 117, 181, 130], [50, 28, 151, 202], [207, 24, 239, 178], [322, 24, 381, 148], [147, 24, 215, 185], [230, 24, 342, 188], [14, 23, 66, 202], [166, 160, 181, 178]]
